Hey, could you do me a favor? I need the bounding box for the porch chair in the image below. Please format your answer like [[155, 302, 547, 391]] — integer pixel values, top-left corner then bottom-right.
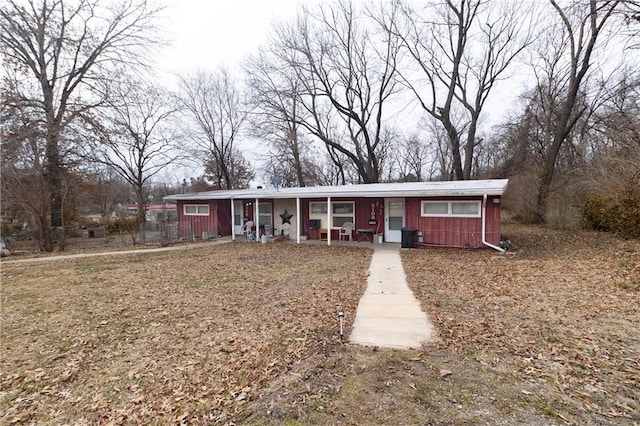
[[243, 220, 255, 240], [339, 222, 354, 241]]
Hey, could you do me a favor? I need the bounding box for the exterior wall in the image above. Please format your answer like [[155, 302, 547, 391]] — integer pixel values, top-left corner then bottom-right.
[[176, 200, 218, 239], [216, 200, 232, 237], [405, 196, 501, 248], [176, 194, 502, 247], [273, 199, 298, 238], [302, 197, 384, 240]]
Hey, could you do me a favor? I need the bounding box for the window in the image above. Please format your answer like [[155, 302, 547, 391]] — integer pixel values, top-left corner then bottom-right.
[[309, 201, 355, 229], [332, 202, 354, 227], [452, 202, 479, 216], [184, 204, 210, 216], [310, 203, 328, 214], [421, 201, 480, 217], [257, 203, 272, 228], [422, 202, 448, 216]]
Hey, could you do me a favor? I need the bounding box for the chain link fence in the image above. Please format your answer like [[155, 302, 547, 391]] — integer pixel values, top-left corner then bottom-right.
[[2, 215, 223, 256]]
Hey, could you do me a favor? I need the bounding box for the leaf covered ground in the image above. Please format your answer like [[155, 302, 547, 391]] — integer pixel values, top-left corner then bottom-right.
[[402, 223, 640, 425], [1, 224, 639, 425]]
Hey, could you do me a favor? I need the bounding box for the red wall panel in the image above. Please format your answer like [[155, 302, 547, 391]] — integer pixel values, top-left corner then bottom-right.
[[405, 196, 501, 248], [217, 200, 232, 236], [176, 200, 219, 239]]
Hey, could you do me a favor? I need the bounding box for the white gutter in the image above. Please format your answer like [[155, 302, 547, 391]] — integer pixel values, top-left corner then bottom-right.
[[482, 194, 505, 253]]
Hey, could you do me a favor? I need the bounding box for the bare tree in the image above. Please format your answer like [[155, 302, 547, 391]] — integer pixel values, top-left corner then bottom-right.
[[533, 0, 624, 223], [269, 0, 402, 184], [79, 166, 130, 223], [245, 51, 318, 187], [383, 0, 534, 180], [178, 69, 253, 190], [201, 147, 255, 190], [0, 0, 159, 250], [391, 133, 431, 182], [1, 83, 50, 248], [87, 80, 180, 241]]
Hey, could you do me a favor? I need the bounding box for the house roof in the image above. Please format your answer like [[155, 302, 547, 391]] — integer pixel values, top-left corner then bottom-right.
[[163, 179, 509, 202]]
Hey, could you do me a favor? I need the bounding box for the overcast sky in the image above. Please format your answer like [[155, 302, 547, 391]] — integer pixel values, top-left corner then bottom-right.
[[158, 0, 308, 79]]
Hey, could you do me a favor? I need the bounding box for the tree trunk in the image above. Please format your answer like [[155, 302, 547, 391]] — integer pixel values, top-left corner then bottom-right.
[[45, 127, 62, 251], [135, 186, 146, 244], [441, 113, 464, 180]]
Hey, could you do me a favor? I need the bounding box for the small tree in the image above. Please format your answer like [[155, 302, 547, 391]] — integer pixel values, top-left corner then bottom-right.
[[88, 79, 181, 242]]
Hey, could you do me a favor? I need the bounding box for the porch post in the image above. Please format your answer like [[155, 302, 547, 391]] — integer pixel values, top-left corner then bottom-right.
[[326, 196, 331, 246], [296, 197, 301, 245], [255, 198, 259, 242], [230, 198, 235, 241]]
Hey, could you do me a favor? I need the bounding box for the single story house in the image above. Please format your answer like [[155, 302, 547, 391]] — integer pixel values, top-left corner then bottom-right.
[[163, 179, 509, 251]]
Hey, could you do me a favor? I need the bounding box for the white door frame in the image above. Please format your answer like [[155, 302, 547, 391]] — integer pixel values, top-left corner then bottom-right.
[[384, 198, 405, 243]]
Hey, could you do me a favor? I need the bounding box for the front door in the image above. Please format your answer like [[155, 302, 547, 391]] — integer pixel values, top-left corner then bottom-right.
[[385, 198, 404, 243], [233, 200, 244, 235]]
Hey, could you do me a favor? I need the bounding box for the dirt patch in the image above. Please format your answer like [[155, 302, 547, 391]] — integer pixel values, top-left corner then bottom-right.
[[2, 225, 638, 425]]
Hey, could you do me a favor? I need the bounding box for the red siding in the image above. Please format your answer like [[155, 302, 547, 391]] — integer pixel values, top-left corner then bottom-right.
[[216, 200, 232, 236], [177, 194, 503, 248], [176, 200, 218, 239], [405, 196, 501, 248]]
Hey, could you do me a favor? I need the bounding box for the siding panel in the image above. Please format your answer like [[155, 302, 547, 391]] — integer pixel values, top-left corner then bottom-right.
[[405, 196, 501, 249], [177, 200, 218, 239]]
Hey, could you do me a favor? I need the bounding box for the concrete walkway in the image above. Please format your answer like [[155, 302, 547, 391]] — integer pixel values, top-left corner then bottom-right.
[[0, 238, 232, 264], [350, 245, 435, 349]]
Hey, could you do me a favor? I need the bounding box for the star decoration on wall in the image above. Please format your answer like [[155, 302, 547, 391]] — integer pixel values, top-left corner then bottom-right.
[[280, 209, 293, 225]]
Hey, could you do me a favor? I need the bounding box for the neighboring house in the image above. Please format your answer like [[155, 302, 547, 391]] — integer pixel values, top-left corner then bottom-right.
[[163, 179, 508, 251]]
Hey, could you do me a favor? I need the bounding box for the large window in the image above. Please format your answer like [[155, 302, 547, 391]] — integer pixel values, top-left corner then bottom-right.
[[332, 202, 354, 227], [257, 203, 272, 228], [309, 201, 355, 229], [184, 204, 210, 216], [421, 201, 480, 218]]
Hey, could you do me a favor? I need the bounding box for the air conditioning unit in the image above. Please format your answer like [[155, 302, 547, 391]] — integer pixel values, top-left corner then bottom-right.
[[202, 231, 216, 240]]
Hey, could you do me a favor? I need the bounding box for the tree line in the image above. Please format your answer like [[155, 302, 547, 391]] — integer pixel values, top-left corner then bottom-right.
[[1, 0, 638, 251]]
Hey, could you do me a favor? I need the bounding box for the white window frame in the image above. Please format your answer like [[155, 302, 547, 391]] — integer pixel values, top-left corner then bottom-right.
[[331, 201, 355, 229], [421, 201, 481, 218], [183, 204, 210, 216], [309, 201, 355, 229]]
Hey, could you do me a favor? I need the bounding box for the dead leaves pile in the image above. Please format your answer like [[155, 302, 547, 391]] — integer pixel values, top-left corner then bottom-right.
[[0, 243, 371, 424], [402, 224, 640, 424]]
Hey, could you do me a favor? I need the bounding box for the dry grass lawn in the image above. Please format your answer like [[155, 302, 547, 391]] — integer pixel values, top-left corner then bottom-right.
[[1, 224, 639, 425]]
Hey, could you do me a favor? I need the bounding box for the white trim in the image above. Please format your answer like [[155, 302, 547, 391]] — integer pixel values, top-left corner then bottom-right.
[[231, 200, 235, 241], [164, 179, 509, 203], [183, 204, 210, 216], [326, 197, 331, 246], [420, 200, 481, 218], [296, 197, 301, 244]]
